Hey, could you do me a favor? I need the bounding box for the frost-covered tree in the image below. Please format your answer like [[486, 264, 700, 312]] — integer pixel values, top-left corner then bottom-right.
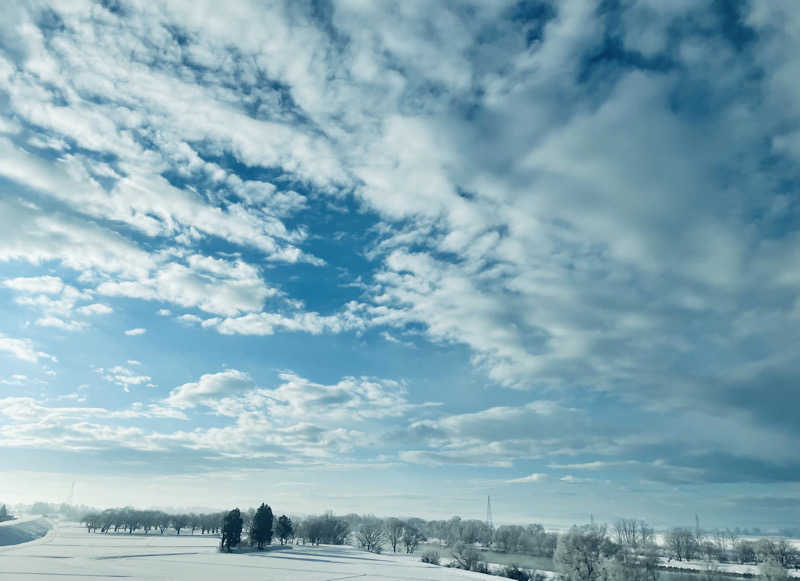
[[760, 557, 789, 581], [171, 514, 189, 536], [385, 518, 404, 552], [402, 524, 425, 554], [357, 519, 385, 553], [555, 525, 608, 581]]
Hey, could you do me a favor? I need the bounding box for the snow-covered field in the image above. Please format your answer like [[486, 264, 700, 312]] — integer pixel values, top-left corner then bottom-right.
[[0, 521, 498, 580], [659, 557, 800, 578]]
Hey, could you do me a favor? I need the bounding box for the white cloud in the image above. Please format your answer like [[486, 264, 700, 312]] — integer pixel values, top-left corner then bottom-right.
[[165, 369, 255, 409], [96, 364, 153, 391], [124, 328, 147, 336], [1, 0, 800, 496], [76, 303, 112, 316], [211, 302, 367, 335], [0, 196, 155, 281], [3, 275, 64, 294], [0, 333, 55, 363], [177, 314, 203, 325], [35, 316, 87, 331], [98, 257, 274, 317], [506, 473, 548, 484]]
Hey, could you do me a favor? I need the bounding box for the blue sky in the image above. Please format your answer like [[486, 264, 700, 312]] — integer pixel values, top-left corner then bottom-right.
[[1, 0, 800, 530]]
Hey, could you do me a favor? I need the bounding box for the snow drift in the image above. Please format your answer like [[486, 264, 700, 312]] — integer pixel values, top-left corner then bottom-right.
[[0, 517, 52, 546]]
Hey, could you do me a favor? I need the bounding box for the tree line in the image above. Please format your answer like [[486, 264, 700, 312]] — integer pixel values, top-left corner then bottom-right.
[[82, 508, 226, 535], [329, 513, 557, 558], [429, 518, 800, 581], [664, 526, 800, 567], [77, 504, 800, 580]]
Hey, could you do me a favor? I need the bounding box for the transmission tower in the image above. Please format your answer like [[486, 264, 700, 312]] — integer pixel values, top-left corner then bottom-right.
[[66, 481, 76, 506], [486, 495, 493, 529]]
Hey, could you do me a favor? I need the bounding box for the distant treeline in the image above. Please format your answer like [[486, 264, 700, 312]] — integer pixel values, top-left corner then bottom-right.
[[663, 526, 800, 567], [337, 514, 557, 557], [72, 504, 800, 575], [82, 508, 225, 535], [28, 502, 96, 521]]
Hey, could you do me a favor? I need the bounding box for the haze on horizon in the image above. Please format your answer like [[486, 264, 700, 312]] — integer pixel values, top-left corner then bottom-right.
[[1, 0, 799, 531]]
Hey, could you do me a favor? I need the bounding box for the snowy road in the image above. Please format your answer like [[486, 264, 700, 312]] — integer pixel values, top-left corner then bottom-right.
[[0, 522, 496, 580]]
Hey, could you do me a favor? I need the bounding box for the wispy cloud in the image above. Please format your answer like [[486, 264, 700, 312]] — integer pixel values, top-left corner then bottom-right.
[[506, 473, 548, 484]]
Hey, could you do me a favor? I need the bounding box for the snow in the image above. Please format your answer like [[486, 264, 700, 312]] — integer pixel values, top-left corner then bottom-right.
[[0, 521, 500, 580], [485, 561, 558, 578], [0, 517, 52, 547], [658, 557, 800, 578]]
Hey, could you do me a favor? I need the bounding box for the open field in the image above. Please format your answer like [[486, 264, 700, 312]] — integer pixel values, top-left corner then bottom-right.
[[0, 521, 498, 580]]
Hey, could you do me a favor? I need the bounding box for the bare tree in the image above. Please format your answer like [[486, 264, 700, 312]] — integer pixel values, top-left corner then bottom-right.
[[637, 521, 654, 547], [725, 530, 739, 553], [357, 519, 385, 553], [666, 528, 697, 561], [402, 524, 425, 554], [171, 514, 189, 536], [735, 540, 757, 564], [614, 519, 639, 547], [385, 518, 404, 553]]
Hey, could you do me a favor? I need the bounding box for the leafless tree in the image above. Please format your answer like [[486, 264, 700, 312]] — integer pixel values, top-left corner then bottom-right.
[[402, 524, 425, 553], [637, 521, 654, 547], [614, 519, 639, 547], [385, 518, 404, 552], [666, 528, 697, 561], [357, 519, 385, 553]]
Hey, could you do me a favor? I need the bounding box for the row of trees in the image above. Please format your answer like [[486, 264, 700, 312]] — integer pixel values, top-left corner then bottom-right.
[[434, 519, 798, 581], [0, 504, 13, 522], [493, 523, 559, 556], [82, 505, 295, 552], [79, 505, 799, 576], [82, 508, 226, 535], [296, 513, 351, 545], [354, 517, 427, 554], [665, 527, 800, 567], [334, 514, 557, 557], [552, 523, 798, 581]]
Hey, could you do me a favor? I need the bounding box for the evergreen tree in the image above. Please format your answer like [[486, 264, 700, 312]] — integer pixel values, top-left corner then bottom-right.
[[221, 508, 243, 553], [0, 504, 9, 522], [276, 515, 294, 544], [250, 503, 274, 550]]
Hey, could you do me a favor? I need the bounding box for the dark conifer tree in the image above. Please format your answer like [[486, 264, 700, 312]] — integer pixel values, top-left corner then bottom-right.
[[221, 508, 243, 552], [276, 515, 293, 544], [250, 503, 273, 550]]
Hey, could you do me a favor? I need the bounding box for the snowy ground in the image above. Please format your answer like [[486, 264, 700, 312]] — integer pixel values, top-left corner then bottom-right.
[[0, 521, 499, 580], [658, 557, 800, 578], [0, 517, 52, 547]]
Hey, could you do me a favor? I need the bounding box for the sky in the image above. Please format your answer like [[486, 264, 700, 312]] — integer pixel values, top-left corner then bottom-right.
[[1, 0, 799, 531]]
